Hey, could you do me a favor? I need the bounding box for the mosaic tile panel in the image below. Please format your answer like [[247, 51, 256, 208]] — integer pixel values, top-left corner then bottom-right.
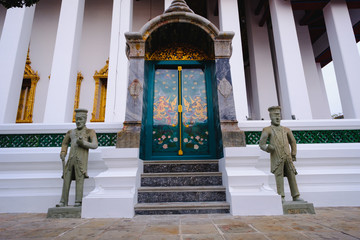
[[245, 130, 360, 145], [97, 133, 117, 147], [0, 130, 359, 148], [0, 133, 117, 148]]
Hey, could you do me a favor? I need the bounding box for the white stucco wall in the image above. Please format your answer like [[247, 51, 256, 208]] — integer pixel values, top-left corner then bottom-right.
[[0, 5, 6, 39], [132, 0, 219, 32], [77, 0, 112, 118], [29, 0, 61, 123], [132, 0, 163, 32], [207, 0, 219, 29], [245, 0, 278, 120]]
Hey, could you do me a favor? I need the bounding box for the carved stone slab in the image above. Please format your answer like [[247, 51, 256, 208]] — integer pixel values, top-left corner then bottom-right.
[[218, 78, 232, 98], [47, 206, 81, 218], [282, 201, 315, 215], [128, 79, 143, 99]]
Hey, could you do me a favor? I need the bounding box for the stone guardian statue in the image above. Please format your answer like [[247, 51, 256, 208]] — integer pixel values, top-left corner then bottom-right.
[[56, 109, 98, 207], [259, 106, 303, 202]]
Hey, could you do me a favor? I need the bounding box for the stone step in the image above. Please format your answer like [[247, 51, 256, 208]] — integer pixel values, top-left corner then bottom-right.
[[134, 202, 230, 215], [141, 172, 223, 187], [138, 186, 227, 203], [143, 160, 219, 173]]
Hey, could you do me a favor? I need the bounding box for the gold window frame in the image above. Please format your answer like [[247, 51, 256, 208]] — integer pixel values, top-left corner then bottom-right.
[[91, 59, 108, 122], [16, 50, 39, 123]]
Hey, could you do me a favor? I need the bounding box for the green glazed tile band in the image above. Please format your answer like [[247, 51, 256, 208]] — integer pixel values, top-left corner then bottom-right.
[[245, 130, 360, 145], [0, 133, 117, 148], [0, 130, 359, 148]]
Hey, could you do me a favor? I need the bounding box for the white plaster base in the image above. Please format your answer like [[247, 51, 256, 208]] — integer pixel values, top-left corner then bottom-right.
[[229, 192, 283, 216], [81, 148, 142, 218], [0, 147, 105, 213], [248, 143, 360, 207], [220, 144, 360, 215], [271, 143, 360, 207], [221, 148, 283, 216], [1, 140, 359, 216]]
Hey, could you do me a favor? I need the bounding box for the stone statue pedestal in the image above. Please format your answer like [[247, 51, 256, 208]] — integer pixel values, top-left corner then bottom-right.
[[47, 206, 81, 218], [116, 121, 141, 148], [282, 200, 315, 214], [221, 121, 246, 147]]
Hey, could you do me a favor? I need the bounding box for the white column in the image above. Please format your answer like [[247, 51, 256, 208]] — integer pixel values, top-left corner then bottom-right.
[[316, 62, 333, 114], [0, 6, 36, 123], [245, 1, 278, 120], [0, 7, 7, 38], [164, 0, 172, 10], [218, 0, 248, 121], [269, 0, 312, 120], [105, 0, 133, 123], [297, 25, 331, 119], [323, 0, 360, 119], [43, 0, 85, 123]]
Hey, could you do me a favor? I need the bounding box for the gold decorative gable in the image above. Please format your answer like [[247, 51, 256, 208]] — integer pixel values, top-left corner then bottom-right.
[[145, 45, 209, 61], [91, 59, 109, 122], [24, 54, 40, 81], [16, 50, 40, 123], [93, 59, 109, 78]]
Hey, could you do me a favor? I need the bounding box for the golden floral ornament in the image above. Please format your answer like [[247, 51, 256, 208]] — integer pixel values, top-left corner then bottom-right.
[[146, 45, 209, 60]]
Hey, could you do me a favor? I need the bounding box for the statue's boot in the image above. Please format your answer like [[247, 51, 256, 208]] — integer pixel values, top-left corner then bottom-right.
[[74, 202, 82, 207], [56, 202, 66, 207], [293, 196, 304, 201]]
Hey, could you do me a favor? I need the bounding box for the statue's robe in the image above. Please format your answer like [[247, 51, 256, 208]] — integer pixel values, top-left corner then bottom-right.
[[61, 127, 98, 179], [59, 127, 98, 205], [259, 125, 299, 198]]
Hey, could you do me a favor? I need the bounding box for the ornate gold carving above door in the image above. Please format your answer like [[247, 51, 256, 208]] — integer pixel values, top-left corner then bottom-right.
[[145, 45, 210, 61]]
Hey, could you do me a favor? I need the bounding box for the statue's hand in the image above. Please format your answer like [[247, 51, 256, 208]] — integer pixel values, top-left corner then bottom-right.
[[60, 153, 66, 161], [292, 155, 296, 161], [76, 138, 84, 147], [267, 144, 275, 153]]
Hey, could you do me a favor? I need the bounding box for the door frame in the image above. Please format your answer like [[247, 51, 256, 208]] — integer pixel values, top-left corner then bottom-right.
[[140, 60, 224, 160]]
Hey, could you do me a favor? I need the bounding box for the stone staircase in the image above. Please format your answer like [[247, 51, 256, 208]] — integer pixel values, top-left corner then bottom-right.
[[134, 160, 230, 215]]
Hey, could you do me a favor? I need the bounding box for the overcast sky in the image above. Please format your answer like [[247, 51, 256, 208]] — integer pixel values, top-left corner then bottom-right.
[[321, 42, 360, 115]]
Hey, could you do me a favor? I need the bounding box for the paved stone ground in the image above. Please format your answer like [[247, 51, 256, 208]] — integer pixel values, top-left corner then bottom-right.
[[0, 207, 359, 240]]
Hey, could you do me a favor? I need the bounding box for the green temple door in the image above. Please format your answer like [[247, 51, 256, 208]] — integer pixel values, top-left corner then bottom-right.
[[141, 61, 219, 160]]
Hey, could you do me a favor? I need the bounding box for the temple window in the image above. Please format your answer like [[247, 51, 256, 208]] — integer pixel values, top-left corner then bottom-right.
[[16, 50, 39, 123], [90, 59, 108, 122]]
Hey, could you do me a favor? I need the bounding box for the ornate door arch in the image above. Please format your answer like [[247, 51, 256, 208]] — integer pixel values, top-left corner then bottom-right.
[[120, 0, 241, 154]]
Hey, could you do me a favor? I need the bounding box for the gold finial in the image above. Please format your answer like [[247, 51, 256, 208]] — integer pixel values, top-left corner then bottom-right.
[[164, 0, 194, 14], [26, 48, 31, 65]]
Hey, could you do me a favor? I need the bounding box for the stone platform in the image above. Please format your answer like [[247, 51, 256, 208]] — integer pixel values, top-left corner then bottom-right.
[[1, 207, 359, 239], [47, 206, 81, 218], [283, 200, 315, 214]]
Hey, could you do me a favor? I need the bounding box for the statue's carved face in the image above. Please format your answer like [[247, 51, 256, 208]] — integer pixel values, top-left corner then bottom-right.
[[270, 111, 281, 126], [75, 115, 86, 130]]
